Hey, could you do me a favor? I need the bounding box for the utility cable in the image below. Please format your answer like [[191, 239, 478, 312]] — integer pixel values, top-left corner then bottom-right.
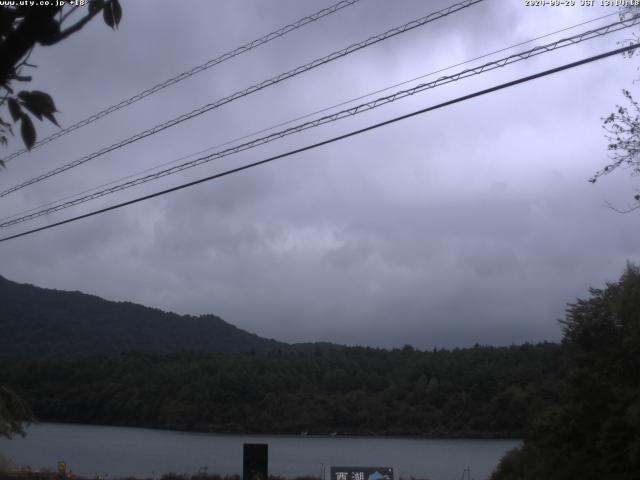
[[0, 0, 363, 163], [0, 42, 636, 244], [0, 10, 619, 225], [0, 0, 483, 198], [1, 15, 636, 228]]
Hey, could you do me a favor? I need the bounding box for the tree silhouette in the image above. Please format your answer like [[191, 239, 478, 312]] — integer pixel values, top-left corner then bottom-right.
[[0, 386, 33, 439], [491, 263, 640, 480], [0, 0, 122, 160]]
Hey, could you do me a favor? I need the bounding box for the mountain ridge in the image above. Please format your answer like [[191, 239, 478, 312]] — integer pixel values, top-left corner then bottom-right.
[[0, 274, 335, 359]]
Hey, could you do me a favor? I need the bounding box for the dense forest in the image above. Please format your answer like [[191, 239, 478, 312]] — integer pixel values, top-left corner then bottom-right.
[[0, 343, 565, 438], [491, 264, 640, 480]]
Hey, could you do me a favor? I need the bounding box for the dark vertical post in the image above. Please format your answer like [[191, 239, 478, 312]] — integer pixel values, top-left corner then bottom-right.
[[243, 443, 268, 480]]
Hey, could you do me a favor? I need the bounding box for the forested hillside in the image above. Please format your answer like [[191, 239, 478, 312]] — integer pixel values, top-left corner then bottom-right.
[[0, 275, 303, 358], [0, 343, 565, 437]]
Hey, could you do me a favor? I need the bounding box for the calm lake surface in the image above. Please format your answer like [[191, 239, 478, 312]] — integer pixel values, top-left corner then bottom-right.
[[0, 423, 519, 480]]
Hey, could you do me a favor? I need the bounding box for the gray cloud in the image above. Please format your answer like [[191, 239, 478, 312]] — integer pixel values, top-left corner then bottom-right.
[[1, 0, 639, 349]]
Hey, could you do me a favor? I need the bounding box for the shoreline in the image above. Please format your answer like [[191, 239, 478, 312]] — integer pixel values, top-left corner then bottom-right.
[[20, 421, 523, 441]]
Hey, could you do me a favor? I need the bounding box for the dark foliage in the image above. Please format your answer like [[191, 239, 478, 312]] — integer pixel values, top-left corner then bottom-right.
[[0, 0, 121, 153], [0, 385, 34, 438], [491, 263, 640, 480], [0, 342, 565, 438]]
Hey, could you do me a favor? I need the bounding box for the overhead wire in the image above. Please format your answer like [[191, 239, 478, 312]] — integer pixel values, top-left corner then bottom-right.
[[0, 9, 619, 225], [0, 0, 364, 163], [0, 42, 636, 244], [0, 0, 484, 198], [1, 14, 637, 229]]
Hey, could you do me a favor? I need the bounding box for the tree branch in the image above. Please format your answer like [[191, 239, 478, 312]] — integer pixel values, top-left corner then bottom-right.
[[60, 4, 80, 24], [0, 7, 60, 86], [52, 2, 104, 43]]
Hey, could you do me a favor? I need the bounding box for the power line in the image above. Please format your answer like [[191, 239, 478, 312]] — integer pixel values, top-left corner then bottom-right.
[[1, 10, 618, 225], [0, 42, 635, 244], [2, 15, 637, 228], [1, 0, 363, 164], [2, 15, 634, 227], [0, 0, 483, 198]]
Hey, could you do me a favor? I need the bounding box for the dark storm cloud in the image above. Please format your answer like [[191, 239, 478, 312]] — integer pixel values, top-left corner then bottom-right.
[[1, 0, 639, 348]]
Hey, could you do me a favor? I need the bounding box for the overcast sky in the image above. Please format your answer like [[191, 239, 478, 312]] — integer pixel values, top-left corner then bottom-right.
[[1, 0, 639, 349]]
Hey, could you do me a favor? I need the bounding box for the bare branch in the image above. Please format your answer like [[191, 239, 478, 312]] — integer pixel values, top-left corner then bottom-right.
[[592, 89, 640, 182]]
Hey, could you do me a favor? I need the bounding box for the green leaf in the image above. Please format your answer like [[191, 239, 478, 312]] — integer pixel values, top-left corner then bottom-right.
[[42, 111, 60, 127], [20, 99, 60, 126], [23, 90, 55, 109], [112, 0, 122, 27], [103, 0, 122, 29], [18, 90, 57, 114], [7, 98, 22, 122], [20, 114, 36, 150], [20, 102, 43, 121], [17, 90, 59, 126]]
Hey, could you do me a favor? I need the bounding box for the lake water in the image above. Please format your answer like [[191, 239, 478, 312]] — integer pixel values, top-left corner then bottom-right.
[[0, 423, 519, 480]]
